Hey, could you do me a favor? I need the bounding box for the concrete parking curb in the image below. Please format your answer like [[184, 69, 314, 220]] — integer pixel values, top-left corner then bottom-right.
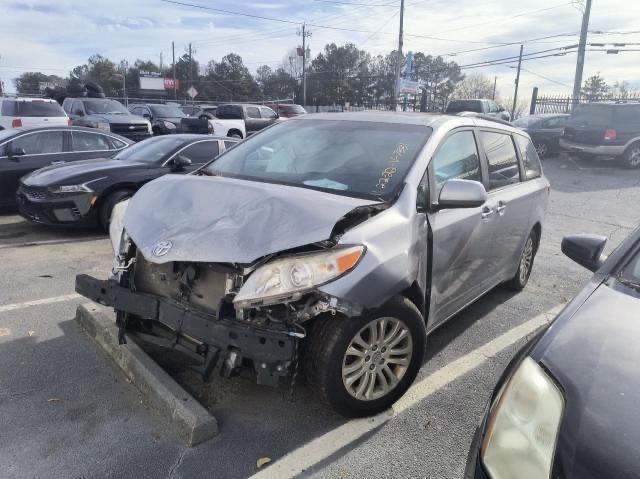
[[75, 302, 218, 446]]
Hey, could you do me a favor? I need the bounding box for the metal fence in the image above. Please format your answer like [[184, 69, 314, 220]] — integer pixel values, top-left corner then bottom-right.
[[530, 88, 640, 114]]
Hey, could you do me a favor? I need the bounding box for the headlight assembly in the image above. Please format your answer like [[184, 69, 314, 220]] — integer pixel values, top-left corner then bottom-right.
[[234, 245, 365, 308], [49, 184, 93, 194], [109, 199, 129, 254], [96, 122, 110, 131], [163, 120, 176, 130], [481, 357, 564, 479]]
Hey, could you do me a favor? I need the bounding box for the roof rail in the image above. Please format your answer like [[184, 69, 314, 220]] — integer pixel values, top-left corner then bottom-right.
[[452, 112, 513, 126]]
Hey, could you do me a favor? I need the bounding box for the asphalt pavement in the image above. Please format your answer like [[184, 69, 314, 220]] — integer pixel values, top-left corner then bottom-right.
[[0, 153, 638, 479]]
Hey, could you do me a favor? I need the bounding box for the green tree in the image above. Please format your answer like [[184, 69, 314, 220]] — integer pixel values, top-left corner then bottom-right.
[[202, 53, 260, 101], [68, 54, 122, 96], [256, 65, 297, 100], [453, 74, 494, 100], [14, 72, 65, 95], [581, 73, 609, 100], [413, 53, 463, 111]]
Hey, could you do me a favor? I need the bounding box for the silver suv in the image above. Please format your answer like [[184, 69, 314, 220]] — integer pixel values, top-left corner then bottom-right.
[[76, 112, 549, 417]]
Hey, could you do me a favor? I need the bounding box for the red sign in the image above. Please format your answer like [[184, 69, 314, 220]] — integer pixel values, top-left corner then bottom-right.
[[164, 78, 180, 90]]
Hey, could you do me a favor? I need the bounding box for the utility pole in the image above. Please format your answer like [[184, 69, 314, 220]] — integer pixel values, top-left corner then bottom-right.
[[511, 44, 523, 119], [122, 60, 128, 107], [492, 76, 497, 100], [572, 0, 592, 104], [188, 43, 193, 104], [394, 0, 405, 111], [160, 52, 163, 71], [172, 41, 177, 101], [298, 24, 311, 107]]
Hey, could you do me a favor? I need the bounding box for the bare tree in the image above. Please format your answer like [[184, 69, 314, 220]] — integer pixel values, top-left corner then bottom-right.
[[452, 73, 494, 99], [280, 47, 307, 80], [502, 97, 529, 119]]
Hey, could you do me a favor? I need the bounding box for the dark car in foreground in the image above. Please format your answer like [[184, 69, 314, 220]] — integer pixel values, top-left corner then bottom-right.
[[128, 103, 209, 135], [75, 112, 549, 417], [513, 114, 569, 158], [17, 134, 237, 230], [560, 102, 640, 168], [0, 126, 131, 208], [62, 97, 152, 142], [466, 226, 640, 479]]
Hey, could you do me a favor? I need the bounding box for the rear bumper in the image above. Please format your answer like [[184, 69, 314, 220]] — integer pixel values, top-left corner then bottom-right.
[[16, 188, 97, 226], [75, 274, 297, 384], [559, 138, 625, 156]]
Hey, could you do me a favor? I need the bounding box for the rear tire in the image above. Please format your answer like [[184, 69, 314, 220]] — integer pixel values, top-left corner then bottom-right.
[[534, 140, 550, 158], [228, 131, 242, 139], [305, 296, 426, 417], [99, 190, 133, 233], [622, 143, 640, 169], [504, 229, 539, 291]]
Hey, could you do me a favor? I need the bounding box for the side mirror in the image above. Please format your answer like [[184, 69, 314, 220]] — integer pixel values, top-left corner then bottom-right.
[[437, 179, 487, 209], [561, 234, 607, 272], [416, 184, 429, 212], [8, 146, 26, 160], [171, 155, 192, 171]]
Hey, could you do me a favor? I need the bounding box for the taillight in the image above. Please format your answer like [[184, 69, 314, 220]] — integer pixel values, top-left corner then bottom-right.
[[11, 118, 22, 128], [604, 129, 617, 141]]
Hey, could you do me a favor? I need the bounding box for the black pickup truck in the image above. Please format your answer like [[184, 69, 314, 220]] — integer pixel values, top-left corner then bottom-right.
[[128, 103, 209, 135]]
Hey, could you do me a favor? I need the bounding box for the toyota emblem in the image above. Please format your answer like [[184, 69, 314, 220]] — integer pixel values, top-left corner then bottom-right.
[[152, 240, 173, 257]]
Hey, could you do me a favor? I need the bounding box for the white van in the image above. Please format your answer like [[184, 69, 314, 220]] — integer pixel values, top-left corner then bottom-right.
[[0, 97, 69, 130]]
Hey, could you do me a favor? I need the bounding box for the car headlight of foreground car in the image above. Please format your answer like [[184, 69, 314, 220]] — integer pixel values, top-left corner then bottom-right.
[[234, 245, 365, 308], [49, 184, 93, 194], [481, 357, 564, 479], [109, 199, 129, 255]]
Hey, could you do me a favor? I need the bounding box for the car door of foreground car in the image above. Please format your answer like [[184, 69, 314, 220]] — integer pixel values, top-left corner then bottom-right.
[[479, 130, 535, 282], [425, 128, 496, 328], [0, 130, 68, 206]]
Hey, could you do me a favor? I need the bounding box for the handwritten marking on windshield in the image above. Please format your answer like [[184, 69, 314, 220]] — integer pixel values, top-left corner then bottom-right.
[[374, 143, 407, 190]]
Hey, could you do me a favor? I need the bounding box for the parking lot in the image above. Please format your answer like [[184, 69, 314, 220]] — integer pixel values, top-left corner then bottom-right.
[[1, 153, 639, 479]]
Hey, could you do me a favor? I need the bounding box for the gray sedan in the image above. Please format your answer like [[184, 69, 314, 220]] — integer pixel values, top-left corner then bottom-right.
[[76, 112, 549, 417]]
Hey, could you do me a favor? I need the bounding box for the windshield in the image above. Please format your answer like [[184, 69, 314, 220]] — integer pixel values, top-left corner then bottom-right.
[[513, 116, 541, 128], [446, 100, 482, 113], [112, 136, 187, 163], [568, 104, 613, 127], [201, 119, 431, 200], [150, 105, 186, 118], [83, 99, 129, 115]]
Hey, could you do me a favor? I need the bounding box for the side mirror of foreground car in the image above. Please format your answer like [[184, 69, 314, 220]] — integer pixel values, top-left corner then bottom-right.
[[437, 179, 488, 210], [8, 147, 26, 160], [561, 234, 608, 272], [171, 155, 192, 171]]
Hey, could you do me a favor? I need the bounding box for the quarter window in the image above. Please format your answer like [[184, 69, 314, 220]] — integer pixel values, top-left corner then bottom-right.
[[515, 135, 542, 180], [10, 131, 65, 155], [179, 141, 220, 164], [260, 107, 277, 119], [72, 131, 111, 152], [246, 107, 261, 119], [480, 131, 521, 190], [432, 130, 482, 193]]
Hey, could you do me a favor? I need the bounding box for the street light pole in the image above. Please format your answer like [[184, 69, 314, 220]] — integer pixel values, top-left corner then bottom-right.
[[511, 44, 523, 119], [122, 60, 128, 107], [394, 0, 405, 111], [298, 24, 311, 107], [572, 0, 593, 104]]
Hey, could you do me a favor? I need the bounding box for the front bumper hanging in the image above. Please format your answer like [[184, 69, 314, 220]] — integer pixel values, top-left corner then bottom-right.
[[75, 274, 297, 385]]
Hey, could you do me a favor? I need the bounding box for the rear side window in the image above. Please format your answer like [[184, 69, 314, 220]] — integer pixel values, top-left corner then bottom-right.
[[615, 107, 640, 127], [11, 131, 65, 154], [72, 131, 112, 152], [2, 100, 65, 117], [217, 105, 242, 120], [179, 141, 219, 164], [260, 107, 277, 119], [432, 130, 482, 193], [515, 135, 542, 180], [246, 107, 261, 119], [568, 104, 613, 127], [480, 131, 521, 190]]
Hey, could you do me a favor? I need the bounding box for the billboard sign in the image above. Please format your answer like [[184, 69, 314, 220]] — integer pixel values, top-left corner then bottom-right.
[[139, 71, 179, 91], [397, 79, 421, 95]]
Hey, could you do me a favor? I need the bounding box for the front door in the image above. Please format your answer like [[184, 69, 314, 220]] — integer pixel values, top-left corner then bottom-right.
[[426, 129, 496, 328], [0, 130, 67, 206]]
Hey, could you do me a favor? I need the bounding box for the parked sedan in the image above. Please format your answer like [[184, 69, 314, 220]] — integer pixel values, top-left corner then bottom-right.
[[75, 112, 549, 417], [513, 114, 569, 158], [466, 227, 640, 479], [17, 134, 237, 230], [0, 126, 132, 208]]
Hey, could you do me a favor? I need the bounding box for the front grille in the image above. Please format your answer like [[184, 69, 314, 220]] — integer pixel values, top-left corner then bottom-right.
[[110, 123, 149, 135], [132, 252, 235, 316], [21, 186, 49, 200]]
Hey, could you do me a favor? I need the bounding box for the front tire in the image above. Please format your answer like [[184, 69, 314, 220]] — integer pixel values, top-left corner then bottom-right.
[[99, 189, 133, 232], [228, 131, 242, 139], [504, 229, 538, 291], [306, 296, 426, 417]]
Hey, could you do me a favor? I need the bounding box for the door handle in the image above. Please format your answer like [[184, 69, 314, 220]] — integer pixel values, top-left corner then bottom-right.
[[481, 207, 495, 219], [496, 202, 507, 215]]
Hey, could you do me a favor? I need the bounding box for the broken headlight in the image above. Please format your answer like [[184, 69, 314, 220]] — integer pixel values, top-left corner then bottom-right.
[[234, 245, 365, 308], [109, 199, 129, 254]]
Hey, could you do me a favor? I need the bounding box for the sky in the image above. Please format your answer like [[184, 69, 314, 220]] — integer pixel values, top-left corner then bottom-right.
[[1, 0, 639, 103]]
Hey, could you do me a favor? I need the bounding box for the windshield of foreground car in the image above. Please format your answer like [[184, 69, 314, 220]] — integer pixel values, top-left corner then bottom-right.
[[201, 119, 431, 200], [84, 100, 130, 115], [150, 105, 186, 118], [112, 136, 188, 163]]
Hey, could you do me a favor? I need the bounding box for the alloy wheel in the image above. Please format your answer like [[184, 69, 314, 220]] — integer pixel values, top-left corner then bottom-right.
[[535, 142, 548, 158], [628, 147, 640, 167], [342, 317, 413, 401], [519, 237, 534, 284]]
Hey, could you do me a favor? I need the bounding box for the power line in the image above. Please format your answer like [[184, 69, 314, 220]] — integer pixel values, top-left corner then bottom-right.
[[158, 0, 301, 25], [311, 0, 398, 6]]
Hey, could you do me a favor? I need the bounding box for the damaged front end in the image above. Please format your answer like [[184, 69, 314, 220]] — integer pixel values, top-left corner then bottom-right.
[[76, 185, 382, 387]]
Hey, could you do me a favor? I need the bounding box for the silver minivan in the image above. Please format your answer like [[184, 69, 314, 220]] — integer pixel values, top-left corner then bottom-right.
[[76, 112, 549, 417]]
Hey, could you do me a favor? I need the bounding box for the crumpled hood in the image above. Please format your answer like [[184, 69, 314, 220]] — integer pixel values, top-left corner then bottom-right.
[[535, 284, 640, 478], [124, 175, 377, 264]]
